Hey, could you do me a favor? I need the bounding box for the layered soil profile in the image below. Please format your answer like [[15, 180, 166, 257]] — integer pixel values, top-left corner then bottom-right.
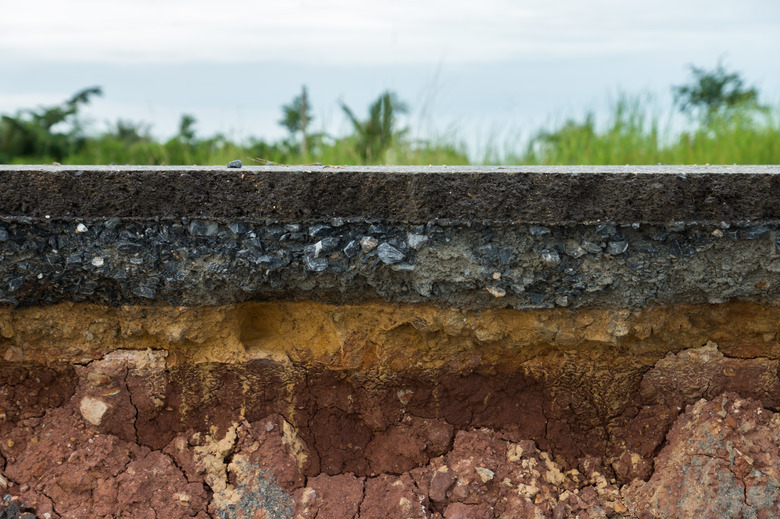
[[1, 165, 780, 518]]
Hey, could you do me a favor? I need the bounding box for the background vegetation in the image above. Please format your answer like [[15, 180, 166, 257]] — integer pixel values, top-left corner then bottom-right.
[[1, 63, 777, 166]]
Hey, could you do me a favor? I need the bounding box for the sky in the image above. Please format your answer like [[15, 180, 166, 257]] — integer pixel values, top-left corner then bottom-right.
[[1, 0, 779, 157]]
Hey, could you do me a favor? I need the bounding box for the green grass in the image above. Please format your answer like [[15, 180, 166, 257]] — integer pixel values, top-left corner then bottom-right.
[[508, 97, 780, 165], [5, 97, 780, 166]]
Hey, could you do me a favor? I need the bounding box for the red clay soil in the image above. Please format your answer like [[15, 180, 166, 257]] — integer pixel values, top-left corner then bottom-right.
[[2, 391, 779, 518], [2, 302, 780, 517]]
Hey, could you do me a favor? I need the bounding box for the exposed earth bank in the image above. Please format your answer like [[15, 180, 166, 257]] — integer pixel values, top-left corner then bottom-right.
[[3, 166, 780, 517], [2, 301, 780, 518], [2, 392, 778, 518]]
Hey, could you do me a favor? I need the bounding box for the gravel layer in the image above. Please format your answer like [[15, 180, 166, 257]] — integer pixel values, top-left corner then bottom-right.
[[1, 217, 779, 307]]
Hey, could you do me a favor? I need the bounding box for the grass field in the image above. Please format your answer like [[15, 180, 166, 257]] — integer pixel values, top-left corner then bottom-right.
[[509, 97, 780, 166], [5, 97, 779, 166]]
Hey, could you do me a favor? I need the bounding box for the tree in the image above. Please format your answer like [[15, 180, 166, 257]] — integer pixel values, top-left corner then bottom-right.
[[0, 86, 102, 162], [279, 86, 313, 156], [673, 62, 762, 122], [28, 86, 103, 132], [340, 91, 408, 162], [177, 114, 198, 145], [109, 119, 151, 145]]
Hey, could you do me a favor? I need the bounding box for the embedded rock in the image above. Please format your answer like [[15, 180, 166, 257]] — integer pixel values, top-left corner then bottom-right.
[[624, 393, 780, 518]]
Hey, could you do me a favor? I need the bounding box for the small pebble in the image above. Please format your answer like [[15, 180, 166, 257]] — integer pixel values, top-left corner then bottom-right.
[[529, 225, 551, 236], [487, 286, 506, 298], [540, 249, 561, 266], [227, 160, 243, 168], [360, 236, 378, 253], [476, 467, 495, 482], [607, 241, 629, 255]]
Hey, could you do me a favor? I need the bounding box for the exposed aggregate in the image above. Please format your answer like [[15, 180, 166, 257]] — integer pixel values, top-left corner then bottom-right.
[[0, 217, 779, 308]]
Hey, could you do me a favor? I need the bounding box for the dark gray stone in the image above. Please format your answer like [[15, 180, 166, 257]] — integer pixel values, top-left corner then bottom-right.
[[318, 237, 340, 254], [309, 224, 331, 237], [227, 160, 243, 168], [377, 243, 405, 265], [255, 255, 275, 265], [104, 217, 121, 229], [529, 225, 551, 236], [132, 285, 156, 299], [8, 276, 24, 291], [304, 256, 328, 272], [540, 249, 561, 266], [228, 222, 249, 235], [116, 241, 143, 253], [305, 239, 338, 258], [596, 224, 617, 237], [565, 242, 586, 258], [407, 233, 428, 250], [741, 226, 770, 239], [368, 223, 387, 236], [387, 237, 408, 251], [189, 220, 219, 237], [582, 241, 603, 254], [607, 241, 629, 255], [343, 240, 360, 258]]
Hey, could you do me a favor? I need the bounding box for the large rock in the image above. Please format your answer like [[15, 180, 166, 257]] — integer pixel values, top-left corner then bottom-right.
[[624, 393, 780, 518]]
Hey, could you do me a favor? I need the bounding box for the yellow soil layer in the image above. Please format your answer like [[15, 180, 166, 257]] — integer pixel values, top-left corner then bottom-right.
[[2, 301, 779, 373]]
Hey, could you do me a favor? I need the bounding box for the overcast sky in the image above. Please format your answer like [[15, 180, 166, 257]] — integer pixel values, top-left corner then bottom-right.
[[2, 0, 779, 156]]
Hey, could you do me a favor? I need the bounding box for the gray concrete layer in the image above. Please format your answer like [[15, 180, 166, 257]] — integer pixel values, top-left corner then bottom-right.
[[2, 165, 780, 224]]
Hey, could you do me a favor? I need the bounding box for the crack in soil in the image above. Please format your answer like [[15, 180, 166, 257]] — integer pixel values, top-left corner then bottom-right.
[[695, 449, 753, 510], [123, 365, 140, 444], [355, 476, 366, 519], [541, 401, 551, 460], [35, 477, 59, 518]]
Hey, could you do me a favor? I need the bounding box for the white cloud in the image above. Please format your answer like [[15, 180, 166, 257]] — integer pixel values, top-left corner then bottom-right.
[[0, 93, 69, 113], [2, 0, 778, 65]]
